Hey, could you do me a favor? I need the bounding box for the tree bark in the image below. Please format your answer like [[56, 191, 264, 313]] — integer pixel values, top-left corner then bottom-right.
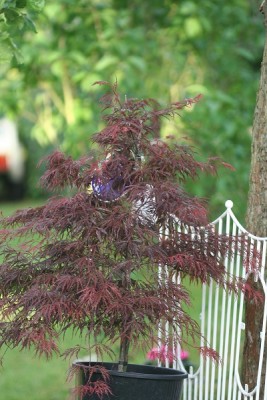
[[242, 1, 267, 393], [118, 268, 132, 372]]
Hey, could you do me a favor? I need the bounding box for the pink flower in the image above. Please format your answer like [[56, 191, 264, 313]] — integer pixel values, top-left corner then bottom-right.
[[146, 345, 189, 363], [180, 350, 189, 360], [147, 347, 161, 361]]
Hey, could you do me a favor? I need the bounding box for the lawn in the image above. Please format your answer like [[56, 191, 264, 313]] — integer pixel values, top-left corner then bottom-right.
[[0, 199, 203, 400]]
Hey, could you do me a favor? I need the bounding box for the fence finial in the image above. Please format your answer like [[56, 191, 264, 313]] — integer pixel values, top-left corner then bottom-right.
[[225, 200, 233, 209]]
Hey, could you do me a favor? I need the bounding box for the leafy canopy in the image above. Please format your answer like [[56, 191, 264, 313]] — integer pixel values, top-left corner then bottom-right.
[[0, 0, 45, 64]]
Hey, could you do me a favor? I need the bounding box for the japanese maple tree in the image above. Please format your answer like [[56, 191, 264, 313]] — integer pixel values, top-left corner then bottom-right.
[[0, 82, 259, 396]]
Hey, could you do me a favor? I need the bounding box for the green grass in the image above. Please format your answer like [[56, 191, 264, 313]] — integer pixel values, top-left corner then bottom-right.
[[0, 199, 46, 217], [0, 199, 203, 400], [1, 347, 73, 400]]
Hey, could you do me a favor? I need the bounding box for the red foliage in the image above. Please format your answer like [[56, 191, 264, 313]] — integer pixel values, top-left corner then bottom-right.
[[0, 82, 260, 396], [71, 381, 112, 400], [198, 346, 222, 364]]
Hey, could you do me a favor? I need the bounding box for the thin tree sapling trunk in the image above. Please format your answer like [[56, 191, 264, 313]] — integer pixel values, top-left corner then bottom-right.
[[118, 265, 131, 372]]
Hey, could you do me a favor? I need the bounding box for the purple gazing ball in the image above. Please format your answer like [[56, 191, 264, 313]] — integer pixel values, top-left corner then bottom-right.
[[92, 175, 125, 202]]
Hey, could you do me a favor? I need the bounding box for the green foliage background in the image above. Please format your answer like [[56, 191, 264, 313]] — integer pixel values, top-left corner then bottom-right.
[[0, 0, 264, 222]]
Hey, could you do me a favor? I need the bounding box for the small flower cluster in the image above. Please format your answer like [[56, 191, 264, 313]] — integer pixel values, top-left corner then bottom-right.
[[147, 345, 189, 364]]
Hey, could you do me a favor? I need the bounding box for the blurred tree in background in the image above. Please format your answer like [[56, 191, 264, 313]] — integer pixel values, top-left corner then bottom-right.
[[0, 0, 45, 64], [0, 0, 264, 222]]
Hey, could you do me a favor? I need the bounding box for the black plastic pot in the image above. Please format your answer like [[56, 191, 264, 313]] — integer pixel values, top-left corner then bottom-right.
[[74, 361, 187, 400]]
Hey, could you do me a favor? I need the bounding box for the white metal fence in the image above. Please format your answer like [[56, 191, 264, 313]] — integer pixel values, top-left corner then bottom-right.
[[167, 200, 267, 400]]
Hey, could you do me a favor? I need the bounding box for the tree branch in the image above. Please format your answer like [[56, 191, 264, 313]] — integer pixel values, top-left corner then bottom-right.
[[260, 0, 267, 21]]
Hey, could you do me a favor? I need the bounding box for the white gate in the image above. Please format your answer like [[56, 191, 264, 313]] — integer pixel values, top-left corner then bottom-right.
[[166, 200, 267, 400]]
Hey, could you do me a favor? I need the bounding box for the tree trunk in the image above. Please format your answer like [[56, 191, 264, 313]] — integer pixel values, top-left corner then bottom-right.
[[118, 267, 132, 372], [242, 1, 267, 393]]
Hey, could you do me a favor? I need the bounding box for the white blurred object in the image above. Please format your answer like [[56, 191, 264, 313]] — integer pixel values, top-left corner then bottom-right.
[[0, 118, 25, 182], [0, 118, 26, 200]]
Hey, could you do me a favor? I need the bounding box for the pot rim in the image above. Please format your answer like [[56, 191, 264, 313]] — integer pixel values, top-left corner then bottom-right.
[[73, 361, 188, 381]]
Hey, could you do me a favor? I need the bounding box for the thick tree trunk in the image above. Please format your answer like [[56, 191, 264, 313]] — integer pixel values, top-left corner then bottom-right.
[[242, 1, 267, 393]]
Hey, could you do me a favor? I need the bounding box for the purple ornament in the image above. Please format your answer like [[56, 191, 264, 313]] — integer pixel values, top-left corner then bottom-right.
[[92, 175, 125, 202]]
